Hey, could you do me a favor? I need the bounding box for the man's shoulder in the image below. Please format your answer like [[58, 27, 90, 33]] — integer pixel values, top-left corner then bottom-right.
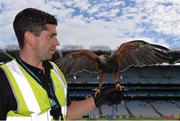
[[0, 64, 7, 75], [0, 60, 15, 80], [0, 60, 14, 66], [0, 65, 9, 85]]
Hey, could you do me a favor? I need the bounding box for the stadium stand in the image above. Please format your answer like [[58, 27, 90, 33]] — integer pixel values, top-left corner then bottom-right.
[[150, 100, 180, 117], [66, 71, 99, 84], [100, 105, 113, 118], [67, 65, 180, 119], [114, 103, 131, 118], [83, 107, 100, 119], [126, 100, 161, 118], [174, 100, 180, 107]]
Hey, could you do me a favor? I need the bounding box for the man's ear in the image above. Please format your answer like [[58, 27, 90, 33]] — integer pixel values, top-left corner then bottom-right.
[[24, 31, 35, 47]]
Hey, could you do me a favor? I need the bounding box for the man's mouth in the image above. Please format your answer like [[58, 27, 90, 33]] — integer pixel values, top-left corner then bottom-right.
[[50, 48, 56, 53]]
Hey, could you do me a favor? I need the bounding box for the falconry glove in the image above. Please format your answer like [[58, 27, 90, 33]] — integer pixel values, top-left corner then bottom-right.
[[92, 85, 124, 107]]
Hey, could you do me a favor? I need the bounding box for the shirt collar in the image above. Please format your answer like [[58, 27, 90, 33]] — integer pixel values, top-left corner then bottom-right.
[[15, 56, 53, 73]]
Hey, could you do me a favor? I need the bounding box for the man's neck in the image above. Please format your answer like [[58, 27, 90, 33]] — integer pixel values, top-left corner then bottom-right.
[[19, 51, 44, 71]]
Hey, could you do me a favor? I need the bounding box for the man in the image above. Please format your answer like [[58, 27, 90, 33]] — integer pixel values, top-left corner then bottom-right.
[[0, 8, 123, 120]]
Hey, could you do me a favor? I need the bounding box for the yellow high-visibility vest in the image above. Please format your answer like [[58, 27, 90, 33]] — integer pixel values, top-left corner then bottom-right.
[[1, 59, 67, 121]]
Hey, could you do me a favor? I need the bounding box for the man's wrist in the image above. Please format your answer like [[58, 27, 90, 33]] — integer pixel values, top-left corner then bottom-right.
[[90, 96, 96, 108]]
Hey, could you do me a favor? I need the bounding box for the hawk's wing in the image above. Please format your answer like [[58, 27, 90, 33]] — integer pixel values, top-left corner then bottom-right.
[[54, 53, 98, 76], [114, 40, 172, 72]]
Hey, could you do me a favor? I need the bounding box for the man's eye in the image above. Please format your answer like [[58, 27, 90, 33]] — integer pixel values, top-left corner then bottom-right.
[[48, 36, 53, 39]]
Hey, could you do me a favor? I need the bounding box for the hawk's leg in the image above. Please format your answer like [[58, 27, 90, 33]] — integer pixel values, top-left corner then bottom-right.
[[98, 70, 104, 88], [94, 70, 104, 96], [114, 72, 124, 91]]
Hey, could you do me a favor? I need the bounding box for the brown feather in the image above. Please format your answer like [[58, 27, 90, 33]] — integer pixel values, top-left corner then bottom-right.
[[114, 40, 172, 72], [69, 49, 98, 60]]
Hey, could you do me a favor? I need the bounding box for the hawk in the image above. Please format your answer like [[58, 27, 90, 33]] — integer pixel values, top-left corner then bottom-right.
[[55, 40, 172, 91]]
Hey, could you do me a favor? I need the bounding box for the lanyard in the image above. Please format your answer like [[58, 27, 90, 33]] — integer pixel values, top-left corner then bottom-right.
[[16, 57, 57, 107]]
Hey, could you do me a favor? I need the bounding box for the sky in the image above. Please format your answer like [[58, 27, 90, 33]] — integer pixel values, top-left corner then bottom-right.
[[0, 0, 180, 50]]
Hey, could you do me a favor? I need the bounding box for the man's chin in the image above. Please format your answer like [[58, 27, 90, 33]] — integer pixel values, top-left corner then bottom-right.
[[43, 55, 53, 61], [48, 56, 53, 60]]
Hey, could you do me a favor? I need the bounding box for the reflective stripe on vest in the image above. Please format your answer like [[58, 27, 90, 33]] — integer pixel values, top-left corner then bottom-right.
[[50, 62, 67, 116], [6, 109, 52, 121], [1, 60, 67, 121]]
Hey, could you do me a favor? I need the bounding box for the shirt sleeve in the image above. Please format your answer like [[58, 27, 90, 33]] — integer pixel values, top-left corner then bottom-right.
[[0, 67, 17, 120]]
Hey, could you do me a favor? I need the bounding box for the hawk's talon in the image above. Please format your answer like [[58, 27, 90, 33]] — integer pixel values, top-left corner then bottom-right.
[[93, 88, 101, 97], [115, 82, 124, 91]]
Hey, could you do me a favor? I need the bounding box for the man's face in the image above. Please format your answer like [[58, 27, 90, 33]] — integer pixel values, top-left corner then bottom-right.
[[33, 24, 59, 61]]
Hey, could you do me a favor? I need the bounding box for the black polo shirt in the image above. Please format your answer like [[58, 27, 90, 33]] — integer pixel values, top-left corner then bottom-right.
[[0, 57, 69, 120]]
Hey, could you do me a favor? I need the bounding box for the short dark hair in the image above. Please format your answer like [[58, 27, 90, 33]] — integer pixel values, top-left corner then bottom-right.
[[13, 8, 57, 49]]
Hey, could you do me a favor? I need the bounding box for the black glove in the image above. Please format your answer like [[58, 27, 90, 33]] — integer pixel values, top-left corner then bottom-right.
[[92, 85, 124, 107]]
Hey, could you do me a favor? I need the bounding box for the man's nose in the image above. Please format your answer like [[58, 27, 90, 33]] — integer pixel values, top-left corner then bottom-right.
[[54, 37, 60, 46]]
